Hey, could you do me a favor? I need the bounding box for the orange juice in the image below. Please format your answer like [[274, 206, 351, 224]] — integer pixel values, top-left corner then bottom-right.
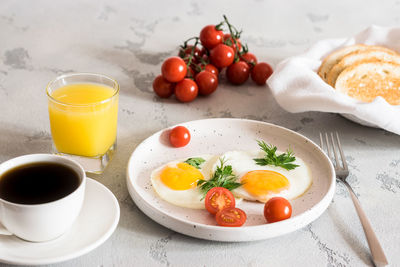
[[48, 83, 118, 157]]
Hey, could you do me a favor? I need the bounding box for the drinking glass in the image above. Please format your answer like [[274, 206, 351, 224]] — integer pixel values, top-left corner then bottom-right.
[[47, 73, 119, 173]]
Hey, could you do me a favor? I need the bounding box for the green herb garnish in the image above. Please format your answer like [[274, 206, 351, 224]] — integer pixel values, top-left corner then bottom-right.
[[184, 157, 205, 169], [197, 158, 242, 196], [253, 140, 299, 170]]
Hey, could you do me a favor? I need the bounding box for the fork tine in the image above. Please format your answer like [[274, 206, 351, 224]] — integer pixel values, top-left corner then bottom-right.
[[325, 133, 333, 165], [335, 132, 348, 170], [319, 132, 324, 150], [331, 132, 341, 169]]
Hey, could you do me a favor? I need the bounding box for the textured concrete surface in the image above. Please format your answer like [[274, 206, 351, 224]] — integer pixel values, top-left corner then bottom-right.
[[0, 0, 400, 266]]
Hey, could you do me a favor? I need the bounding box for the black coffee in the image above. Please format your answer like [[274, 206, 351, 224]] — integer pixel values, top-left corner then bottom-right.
[[0, 162, 81, 204]]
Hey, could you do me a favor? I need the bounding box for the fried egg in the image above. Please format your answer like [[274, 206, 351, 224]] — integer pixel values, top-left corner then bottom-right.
[[213, 150, 312, 203], [151, 154, 218, 209]]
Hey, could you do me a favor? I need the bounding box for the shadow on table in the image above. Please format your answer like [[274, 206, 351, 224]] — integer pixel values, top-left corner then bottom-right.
[[80, 44, 176, 103], [328, 202, 372, 266], [0, 123, 52, 161]]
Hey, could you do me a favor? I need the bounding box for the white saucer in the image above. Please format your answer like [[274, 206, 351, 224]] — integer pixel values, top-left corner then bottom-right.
[[127, 118, 335, 242], [0, 178, 120, 265]]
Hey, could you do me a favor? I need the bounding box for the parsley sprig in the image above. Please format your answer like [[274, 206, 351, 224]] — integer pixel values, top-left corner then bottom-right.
[[253, 140, 299, 170], [184, 157, 205, 169], [197, 158, 242, 196]]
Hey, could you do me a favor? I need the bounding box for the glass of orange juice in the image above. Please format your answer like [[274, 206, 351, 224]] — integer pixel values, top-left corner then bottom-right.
[[46, 73, 119, 173]]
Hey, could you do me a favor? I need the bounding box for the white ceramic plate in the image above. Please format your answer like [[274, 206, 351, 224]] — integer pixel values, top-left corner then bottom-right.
[[126, 118, 335, 242], [0, 178, 120, 265]]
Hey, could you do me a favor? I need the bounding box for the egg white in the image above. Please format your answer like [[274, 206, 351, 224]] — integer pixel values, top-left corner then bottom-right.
[[151, 154, 219, 209], [213, 150, 313, 203]]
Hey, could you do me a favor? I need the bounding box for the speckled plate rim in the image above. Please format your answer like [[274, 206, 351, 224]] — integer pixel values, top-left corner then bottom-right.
[[126, 118, 335, 242], [0, 178, 120, 265]]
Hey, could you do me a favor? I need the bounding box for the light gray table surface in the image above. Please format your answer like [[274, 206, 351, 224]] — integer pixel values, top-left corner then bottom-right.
[[1, 0, 399, 266]]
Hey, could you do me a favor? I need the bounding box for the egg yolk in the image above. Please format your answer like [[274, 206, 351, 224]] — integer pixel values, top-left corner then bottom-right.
[[160, 163, 204, 190], [241, 170, 290, 196]]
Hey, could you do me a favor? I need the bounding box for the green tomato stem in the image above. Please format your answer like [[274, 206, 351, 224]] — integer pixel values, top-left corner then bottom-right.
[[222, 15, 241, 61]]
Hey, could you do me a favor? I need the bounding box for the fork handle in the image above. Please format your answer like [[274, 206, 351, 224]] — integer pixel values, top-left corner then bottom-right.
[[341, 180, 388, 267]]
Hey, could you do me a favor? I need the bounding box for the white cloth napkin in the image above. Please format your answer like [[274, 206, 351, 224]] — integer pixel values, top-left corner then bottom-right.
[[267, 25, 400, 135]]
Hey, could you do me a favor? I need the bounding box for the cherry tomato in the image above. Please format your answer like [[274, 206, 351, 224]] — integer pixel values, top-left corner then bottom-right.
[[240, 52, 258, 66], [182, 56, 198, 68], [216, 207, 247, 227], [226, 61, 250, 85], [200, 53, 209, 63], [152, 75, 175, 98], [204, 187, 235, 215], [204, 64, 219, 76], [200, 25, 224, 49], [210, 44, 235, 68], [161, 57, 187, 83], [169, 126, 191, 147], [174, 78, 198, 102], [223, 33, 242, 52], [264, 197, 292, 223], [186, 66, 197, 79], [251, 62, 273, 85], [199, 46, 207, 57], [195, 71, 218, 96], [178, 45, 201, 59]]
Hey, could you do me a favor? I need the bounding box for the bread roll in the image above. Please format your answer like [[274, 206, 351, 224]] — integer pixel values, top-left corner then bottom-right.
[[335, 61, 400, 105], [326, 48, 400, 86]]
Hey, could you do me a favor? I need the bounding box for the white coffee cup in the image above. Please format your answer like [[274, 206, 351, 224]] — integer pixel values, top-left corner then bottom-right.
[[0, 154, 86, 242]]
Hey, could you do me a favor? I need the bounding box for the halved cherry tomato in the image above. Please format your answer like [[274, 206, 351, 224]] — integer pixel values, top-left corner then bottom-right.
[[216, 207, 247, 227], [152, 75, 175, 98], [195, 71, 218, 96], [174, 78, 198, 102], [240, 52, 258, 66], [204, 187, 235, 214], [264, 197, 292, 223], [210, 44, 234, 68], [226, 61, 250, 85], [161, 57, 187, 83], [169, 126, 190, 147], [251, 62, 273, 85], [223, 33, 242, 52], [200, 25, 224, 49]]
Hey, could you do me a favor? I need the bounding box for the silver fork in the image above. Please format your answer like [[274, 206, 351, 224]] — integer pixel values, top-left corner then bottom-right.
[[320, 132, 388, 267]]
